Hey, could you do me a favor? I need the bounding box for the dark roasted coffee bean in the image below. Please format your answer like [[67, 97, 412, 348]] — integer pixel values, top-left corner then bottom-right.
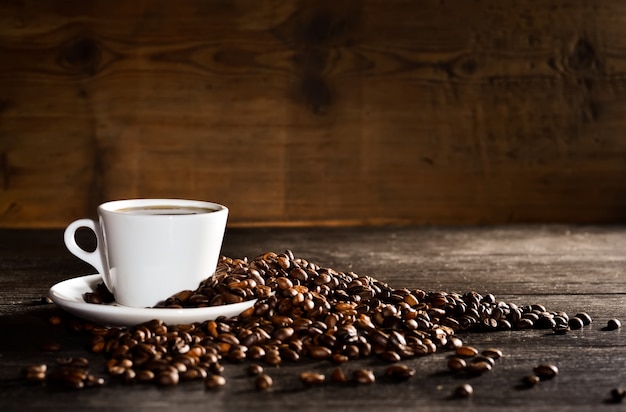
[[533, 363, 558, 380], [380, 350, 402, 363], [136, 369, 155, 383], [205, 374, 226, 389], [553, 324, 569, 335], [471, 356, 495, 367], [384, 364, 415, 381], [447, 357, 467, 372], [40, 341, 62, 352], [456, 346, 478, 357], [610, 387, 626, 403], [522, 374, 541, 387], [353, 369, 375, 384], [575, 312, 593, 325], [606, 319, 621, 331], [84, 292, 103, 304], [481, 348, 503, 359], [309, 346, 332, 360], [454, 383, 473, 398], [49, 315, 62, 326], [466, 360, 492, 375], [515, 318, 534, 329], [331, 367, 349, 383], [300, 372, 325, 386], [535, 316, 556, 329], [23, 364, 47, 383], [156, 369, 179, 386], [568, 317, 584, 330], [255, 374, 273, 390], [247, 364, 263, 376]]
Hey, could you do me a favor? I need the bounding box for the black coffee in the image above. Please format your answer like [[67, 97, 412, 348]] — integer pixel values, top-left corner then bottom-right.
[[115, 205, 218, 215]]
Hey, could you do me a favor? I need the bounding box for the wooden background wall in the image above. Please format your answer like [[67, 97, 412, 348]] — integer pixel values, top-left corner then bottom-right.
[[1, 0, 625, 228]]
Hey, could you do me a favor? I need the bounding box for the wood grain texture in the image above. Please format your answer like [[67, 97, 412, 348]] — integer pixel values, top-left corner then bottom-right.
[[1, 226, 625, 411], [0, 1, 625, 227]]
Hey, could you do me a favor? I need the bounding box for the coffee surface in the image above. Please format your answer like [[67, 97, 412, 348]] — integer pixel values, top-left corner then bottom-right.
[[115, 205, 218, 215]]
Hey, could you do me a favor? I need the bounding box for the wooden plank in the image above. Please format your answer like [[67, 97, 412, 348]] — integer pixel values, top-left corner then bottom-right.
[[1, 1, 626, 227], [1, 226, 626, 411]]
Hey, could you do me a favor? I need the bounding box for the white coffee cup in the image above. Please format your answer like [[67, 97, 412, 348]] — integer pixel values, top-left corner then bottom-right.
[[64, 198, 228, 308]]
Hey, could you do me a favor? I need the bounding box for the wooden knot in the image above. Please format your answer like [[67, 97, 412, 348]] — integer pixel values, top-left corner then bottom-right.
[[58, 36, 102, 76], [567, 37, 599, 73]]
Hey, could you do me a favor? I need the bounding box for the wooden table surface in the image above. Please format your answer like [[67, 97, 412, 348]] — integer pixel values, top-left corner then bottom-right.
[[1, 225, 625, 411]]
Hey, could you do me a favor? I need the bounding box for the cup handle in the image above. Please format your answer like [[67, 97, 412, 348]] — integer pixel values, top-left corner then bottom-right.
[[64, 218, 107, 278]]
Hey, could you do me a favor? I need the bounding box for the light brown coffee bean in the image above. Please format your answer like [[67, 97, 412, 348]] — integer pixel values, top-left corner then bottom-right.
[[205, 374, 226, 389], [300, 372, 326, 386], [256, 374, 273, 390]]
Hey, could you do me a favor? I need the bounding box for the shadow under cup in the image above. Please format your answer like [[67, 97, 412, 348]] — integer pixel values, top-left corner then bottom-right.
[[64, 199, 229, 308]]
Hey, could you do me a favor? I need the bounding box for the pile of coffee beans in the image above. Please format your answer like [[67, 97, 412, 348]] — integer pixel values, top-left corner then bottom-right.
[[32, 250, 598, 392]]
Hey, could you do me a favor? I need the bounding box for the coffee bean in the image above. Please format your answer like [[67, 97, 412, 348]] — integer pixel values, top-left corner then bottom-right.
[[49, 315, 62, 326], [23, 364, 47, 383], [330, 367, 349, 383], [31, 250, 591, 394], [568, 317, 584, 330], [353, 369, 375, 384], [466, 360, 492, 375], [575, 312, 593, 325], [447, 357, 467, 372], [309, 346, 332, 360], [384, 364, 415, 381], [205, 374, 226, 389], [255, 374, 273, 390], [136, 370, 155, 383], [533, 363, 558, 380], [610, 387, 626, 403], [247, 364, 263, 376], [380, 350, 402, 363], [454, 383, 473, 398], [40, 341, 61, 352], [300, 372, 325, 386], [521, 374, 541, 387], [481, 348, 503, 359], [84, 292, 103, 304], [456, 346, 478, 357], [156, 369, 179, 386], [606, 319, 621, 331]]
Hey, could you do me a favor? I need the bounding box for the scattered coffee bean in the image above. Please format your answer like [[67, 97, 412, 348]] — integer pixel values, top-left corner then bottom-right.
[[49, 315, 62, 326], [300, 372, 326, 386], [156, 369, 179, 386], [456, 346, 478, 357], [23, 364, 47, 383], [330, 367, 349, 383], [533, 363, 558, 380], [40, 341, 61, 352], [466, 360, 492, 375], [606, 319, 621, 331], [521, 374, 541, 387], [205, 374, 226, 389], [247, 364, 263, 376], [454, 383, 473, 398], [32, 250, 594, 395], [255, 374, 273, 390], [575, 312, 593, 326], [447, 357, 467, 372], [384, 364, 415, 381], [481, 348, 503, 359], [353, 369, 375, 384], [568, 317, 584, 330], [610, 387, 626, 403]]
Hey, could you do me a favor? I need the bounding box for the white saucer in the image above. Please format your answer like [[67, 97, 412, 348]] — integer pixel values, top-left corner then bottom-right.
[[49, 274, 257, 327]]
